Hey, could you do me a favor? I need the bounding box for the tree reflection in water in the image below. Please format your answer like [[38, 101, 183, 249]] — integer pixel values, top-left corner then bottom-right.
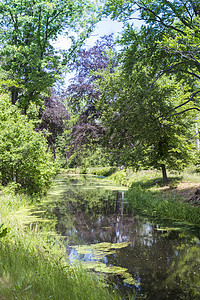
[[35, 175, 200, 299]]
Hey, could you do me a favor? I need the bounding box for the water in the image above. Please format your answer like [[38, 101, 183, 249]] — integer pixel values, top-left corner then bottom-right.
[[33, 174, 200, 299]]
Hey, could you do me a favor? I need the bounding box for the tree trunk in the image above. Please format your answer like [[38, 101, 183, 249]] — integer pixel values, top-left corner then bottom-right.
[[161, 164, 168, 184], [195, 121, 199, 151], [11, 87, 18, 105]]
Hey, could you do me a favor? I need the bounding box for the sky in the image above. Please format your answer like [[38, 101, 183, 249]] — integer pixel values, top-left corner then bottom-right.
[[53, 18, 124, 86], [53, 18, 124, 51], [86, 15, 143, 47], [85, 18, 124, 47], [54, 16, 143, 86]]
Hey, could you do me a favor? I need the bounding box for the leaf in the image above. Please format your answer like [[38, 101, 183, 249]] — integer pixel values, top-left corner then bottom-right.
[[123, 275, 140, 286], [155, 227, 181, 231], [0, 226, 10, 238], [23, 284, 32, 291], [110, 242, 130, 249]]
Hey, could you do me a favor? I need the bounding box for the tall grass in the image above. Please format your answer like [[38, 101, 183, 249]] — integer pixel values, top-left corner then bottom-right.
[[0, 192, 119, 300], [127, 185, 200, 226]]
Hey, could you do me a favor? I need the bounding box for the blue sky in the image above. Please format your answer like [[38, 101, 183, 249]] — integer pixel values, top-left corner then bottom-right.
[[54, 14, 143, 50], [85, 18, 123, 47], [53, 18, 124, 51], [84, 15, 143, 47], [54, 16, 143, 85]]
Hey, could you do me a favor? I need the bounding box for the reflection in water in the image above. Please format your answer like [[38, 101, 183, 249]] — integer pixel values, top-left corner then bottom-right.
[[33, 175, 200, 299]]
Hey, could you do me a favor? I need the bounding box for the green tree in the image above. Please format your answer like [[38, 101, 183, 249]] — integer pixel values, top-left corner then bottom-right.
[[97, 0, 200, 181], [96, 66, 196, 183], [104, 0, 200, 108], [0, 92, 55, 195], [0, 0, 97, 113]]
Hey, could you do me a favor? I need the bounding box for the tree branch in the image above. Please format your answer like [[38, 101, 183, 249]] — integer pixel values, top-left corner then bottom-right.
[[148, 62, 184, 89], [157, 90, 200, 121], [187, 132, 199, 141], [136, 1, 186, 34], [164, 107, 200, 120]]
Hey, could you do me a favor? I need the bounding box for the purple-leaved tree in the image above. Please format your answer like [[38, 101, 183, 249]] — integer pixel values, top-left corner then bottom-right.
[[65, 34, 117, 161], [38, 95, 70, 159]]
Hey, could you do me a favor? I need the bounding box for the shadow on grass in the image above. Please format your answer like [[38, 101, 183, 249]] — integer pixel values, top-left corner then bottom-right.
[[130, 176, 183, 189]]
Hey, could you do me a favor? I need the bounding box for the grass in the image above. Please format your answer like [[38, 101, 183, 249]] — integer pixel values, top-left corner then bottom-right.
[[64, 166, 118, 177], [107, 167, 200, 226], [0, 191, 120, 300], [126, 185, 200, 226]]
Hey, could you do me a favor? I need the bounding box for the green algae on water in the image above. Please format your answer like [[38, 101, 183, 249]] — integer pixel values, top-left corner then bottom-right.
[[70, 242, 139, 286]]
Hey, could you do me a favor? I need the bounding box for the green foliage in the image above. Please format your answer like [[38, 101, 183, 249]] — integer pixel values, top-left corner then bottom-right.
[[166, 243, 200, 298], [0, 223, 10, 238], [0, 0, 98, 112], [109, 170, 127, 185], [0, 93, 55, 195], [88, 166, 118, 177], [98, 0, 200, 181], [67, 145, 114, 169], [96, 65, 196, 178], [0, 240, 118, 300]]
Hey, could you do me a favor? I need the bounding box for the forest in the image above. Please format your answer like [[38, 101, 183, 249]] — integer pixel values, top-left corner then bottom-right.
[[0, 0, 200, 189], [0, 0, 200, 299]]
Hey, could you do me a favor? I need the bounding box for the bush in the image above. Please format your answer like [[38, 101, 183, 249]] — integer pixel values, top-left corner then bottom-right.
[[0, 94, 55, 195], [89, 167, 118, 177]]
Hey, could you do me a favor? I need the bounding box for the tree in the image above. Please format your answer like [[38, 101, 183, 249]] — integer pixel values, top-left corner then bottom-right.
[[104, 0, 200, 113], [94, 0, 200, 181], [96, 65, 196, 183], [65, 35, 116, 165], [38, 96, 70, 160], [0, 0, 97, 113], [0, 92, 55, 195]]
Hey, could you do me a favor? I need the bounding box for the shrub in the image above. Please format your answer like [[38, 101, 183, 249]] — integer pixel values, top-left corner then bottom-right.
[[89, 167, 118, 177], [0, 94, 55, 195]]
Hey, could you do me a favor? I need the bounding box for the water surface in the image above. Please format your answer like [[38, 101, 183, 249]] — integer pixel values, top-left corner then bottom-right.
[[34, 174, 200, 299]]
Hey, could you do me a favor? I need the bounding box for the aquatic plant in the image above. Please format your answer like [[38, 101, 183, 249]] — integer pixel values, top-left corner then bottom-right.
[[70, 242, 140, 286], [0, 193, 120, 300]]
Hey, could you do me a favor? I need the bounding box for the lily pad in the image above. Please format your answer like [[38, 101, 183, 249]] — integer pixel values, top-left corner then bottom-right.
[[71, 242, 136, 285], [123, 274, 140, 286], [71, 242, 130, 258], [81, 261, 138, 286]]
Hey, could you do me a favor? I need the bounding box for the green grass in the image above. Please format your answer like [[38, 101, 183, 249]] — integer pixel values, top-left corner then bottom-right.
[[126, 184, 200, 226], [108, 167, 200, 188], [105, 167, 200, 226], [0, 192, 119, 300], [64, 166, 118, 177]]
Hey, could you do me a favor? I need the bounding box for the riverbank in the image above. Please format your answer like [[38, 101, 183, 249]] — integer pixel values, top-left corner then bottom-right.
[[0, 190, 119, 300], [64, 167, 200, 226], [109, 168, 200, 226]]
